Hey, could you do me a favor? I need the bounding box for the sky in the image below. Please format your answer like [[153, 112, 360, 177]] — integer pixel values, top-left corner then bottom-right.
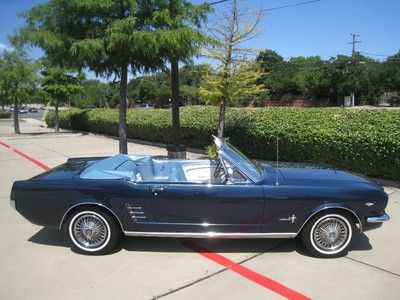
[[0, 0, 399, 80]]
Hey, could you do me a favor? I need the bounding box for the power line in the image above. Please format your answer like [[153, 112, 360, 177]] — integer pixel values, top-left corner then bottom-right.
[[208, 0, 323, 11], [209, 0, 229, 5], [262, 0, 322, 12], [359, 51, 389, 58]]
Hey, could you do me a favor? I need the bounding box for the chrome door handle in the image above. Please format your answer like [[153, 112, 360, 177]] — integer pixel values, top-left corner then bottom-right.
[[152, 186, 167, 195]]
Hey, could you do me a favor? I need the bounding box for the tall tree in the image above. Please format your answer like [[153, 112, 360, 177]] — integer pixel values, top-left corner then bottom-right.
[[0, 49, 37, 133], [41, 66, 83, 132], [128, 72, 171, 107], [70, 80, 107, 108], [202, 0, 262, 137], [200, 62, 264, 107], [17, 0, 163, 153], [148, 0, 211, 153], [256, 50, 284, 75], [383, 52, 400, 91], [0, 58, 10, 112], [291, 56, 331, 102]]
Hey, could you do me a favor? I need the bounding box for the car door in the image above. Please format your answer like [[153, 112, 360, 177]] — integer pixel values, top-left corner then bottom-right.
[[113, 181, 158, 232], [150, 182, 264, 233]]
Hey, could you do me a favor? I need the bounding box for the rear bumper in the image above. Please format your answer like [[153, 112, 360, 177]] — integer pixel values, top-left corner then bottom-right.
[[367, 213, 390, 223]]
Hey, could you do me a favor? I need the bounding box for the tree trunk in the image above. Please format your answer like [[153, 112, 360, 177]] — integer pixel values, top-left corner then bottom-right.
[[54, 101, 59, 133], [1, 104, 4, 112], [119, 64, 128, 154], [171, 59, 181, 148], [217, 99, 226, 138], [13, 101, 20, 134]]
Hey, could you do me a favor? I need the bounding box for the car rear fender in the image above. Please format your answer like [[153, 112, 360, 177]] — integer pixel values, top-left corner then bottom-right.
[[59, 201, 124, 231]]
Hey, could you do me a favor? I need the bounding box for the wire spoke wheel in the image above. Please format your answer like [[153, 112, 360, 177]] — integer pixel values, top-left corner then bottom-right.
[[72, 213, 108, 250], [65, 208, 120, 255], [313, 217, 349, 252]]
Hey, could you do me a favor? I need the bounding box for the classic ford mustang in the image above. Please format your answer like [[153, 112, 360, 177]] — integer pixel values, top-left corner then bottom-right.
[[10, 137, 390, 257]]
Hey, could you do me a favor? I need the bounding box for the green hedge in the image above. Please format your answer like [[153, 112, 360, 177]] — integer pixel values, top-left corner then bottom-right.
[[0, 112, 11, 119], [46, 106, 400, 180]]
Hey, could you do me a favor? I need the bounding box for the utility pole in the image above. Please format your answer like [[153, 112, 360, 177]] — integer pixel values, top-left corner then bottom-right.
[[347, 33, 361, 106]]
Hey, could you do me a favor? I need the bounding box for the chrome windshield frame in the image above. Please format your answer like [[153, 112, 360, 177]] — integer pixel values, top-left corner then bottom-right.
[[214, 136, 263, 183]]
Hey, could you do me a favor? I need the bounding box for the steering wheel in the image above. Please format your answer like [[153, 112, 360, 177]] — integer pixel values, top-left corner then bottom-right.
[[213, 160, 229, 184]]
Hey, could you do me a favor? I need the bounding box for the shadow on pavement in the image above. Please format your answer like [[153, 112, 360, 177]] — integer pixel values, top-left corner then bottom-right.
[[28, 227, 372, 257], [28, 227, 69, 247]]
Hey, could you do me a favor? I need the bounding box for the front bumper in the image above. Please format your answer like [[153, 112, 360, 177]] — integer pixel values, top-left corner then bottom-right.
[[367, 213, 390, 223], [10, 199, 15, 210]]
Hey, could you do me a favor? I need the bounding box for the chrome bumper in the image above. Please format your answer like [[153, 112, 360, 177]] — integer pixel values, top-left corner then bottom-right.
[[367, 213, 390, 223], [10, 199, 15, 210]]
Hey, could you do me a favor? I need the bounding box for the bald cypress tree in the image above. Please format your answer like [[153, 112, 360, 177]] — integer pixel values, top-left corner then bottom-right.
[[144, 0, 211, 155], [17, 0, 211, 154], [0, 49, 37, 134], [17, 0, 163, 153]]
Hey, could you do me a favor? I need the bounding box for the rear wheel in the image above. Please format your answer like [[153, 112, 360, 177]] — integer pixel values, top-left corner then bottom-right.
[[64, 207, 120, 255], [301, 211, 355, 258]]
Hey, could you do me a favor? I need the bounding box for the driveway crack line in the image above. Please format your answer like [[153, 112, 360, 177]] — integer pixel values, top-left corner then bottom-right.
[[30, 141, 69, 158], [152, 240, 290, 299], [345, 256, 400, 278]]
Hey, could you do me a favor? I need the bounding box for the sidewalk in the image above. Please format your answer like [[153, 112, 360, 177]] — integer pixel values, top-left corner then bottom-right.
[[0, 118, 204, 163]]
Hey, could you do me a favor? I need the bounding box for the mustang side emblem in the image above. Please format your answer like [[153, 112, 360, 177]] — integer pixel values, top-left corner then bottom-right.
[[279, 214, 297, 223], [126, 204, 146, 222]]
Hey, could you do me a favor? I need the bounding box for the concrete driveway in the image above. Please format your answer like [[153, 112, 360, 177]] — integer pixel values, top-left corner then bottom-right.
[[1, 119, 399, 300]]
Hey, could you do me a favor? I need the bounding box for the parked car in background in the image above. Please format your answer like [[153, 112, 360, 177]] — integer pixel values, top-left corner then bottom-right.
[[28, 107, 38, 113], [10, 137, 389, 257], [137, 103, 154, 109], [19, 108, 28, 114]]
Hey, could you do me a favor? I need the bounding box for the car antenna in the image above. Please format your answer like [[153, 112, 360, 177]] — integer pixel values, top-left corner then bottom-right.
[[276, 136, 279, 186]]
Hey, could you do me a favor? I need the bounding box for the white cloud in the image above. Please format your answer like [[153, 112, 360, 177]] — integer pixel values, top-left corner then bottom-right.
[[0, 43, 13, 52]]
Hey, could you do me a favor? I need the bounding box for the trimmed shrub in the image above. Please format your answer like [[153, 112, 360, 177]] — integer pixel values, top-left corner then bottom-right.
[[0, 112, 11, 119], [46, 106, 400, 180]]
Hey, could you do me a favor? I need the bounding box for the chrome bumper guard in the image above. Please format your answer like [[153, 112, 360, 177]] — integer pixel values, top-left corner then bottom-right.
[[10, 199, 15, 210], [367, 213, 390, 223]]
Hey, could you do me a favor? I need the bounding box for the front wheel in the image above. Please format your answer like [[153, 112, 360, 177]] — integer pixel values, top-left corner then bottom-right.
[[64, 207, 120, 255], [301, 211, 355, 258]]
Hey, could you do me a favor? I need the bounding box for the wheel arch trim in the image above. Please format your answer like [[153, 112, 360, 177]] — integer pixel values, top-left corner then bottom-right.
[[59, 202, 125, 231], [296, 205, 362, 236]]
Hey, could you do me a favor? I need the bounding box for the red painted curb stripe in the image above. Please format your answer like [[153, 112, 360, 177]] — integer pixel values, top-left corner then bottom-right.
[[0, 140, 50, 171], [1, 139, 310, 299], [183, 240, 311, 300]]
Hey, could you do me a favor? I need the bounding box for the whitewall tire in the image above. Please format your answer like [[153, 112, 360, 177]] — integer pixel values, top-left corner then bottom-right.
[[64, 207, 120, 255], [301, 211, 355, 258]]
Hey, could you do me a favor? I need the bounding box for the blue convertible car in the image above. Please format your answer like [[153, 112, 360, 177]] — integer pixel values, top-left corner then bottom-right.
[[10, 137, 390, 257]]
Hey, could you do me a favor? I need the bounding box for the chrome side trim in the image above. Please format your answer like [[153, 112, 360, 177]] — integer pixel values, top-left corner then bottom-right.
[[10, 199, 15, 210], [123, 231, 296, 239], [59, 202, 125, 231], [134, 221, 260, 226], [296, 206, 363, 235], [367, 213, 390, 223]]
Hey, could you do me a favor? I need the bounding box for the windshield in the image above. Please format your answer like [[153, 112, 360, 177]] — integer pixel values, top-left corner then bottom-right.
[[218, 142, 263, 182]]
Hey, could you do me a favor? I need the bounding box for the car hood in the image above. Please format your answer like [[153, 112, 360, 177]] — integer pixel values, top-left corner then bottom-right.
[[277, 165, 376, 185]]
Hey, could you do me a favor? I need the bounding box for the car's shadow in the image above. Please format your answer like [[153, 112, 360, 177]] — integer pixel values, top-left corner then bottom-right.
[[28, 227, 372, 257]]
